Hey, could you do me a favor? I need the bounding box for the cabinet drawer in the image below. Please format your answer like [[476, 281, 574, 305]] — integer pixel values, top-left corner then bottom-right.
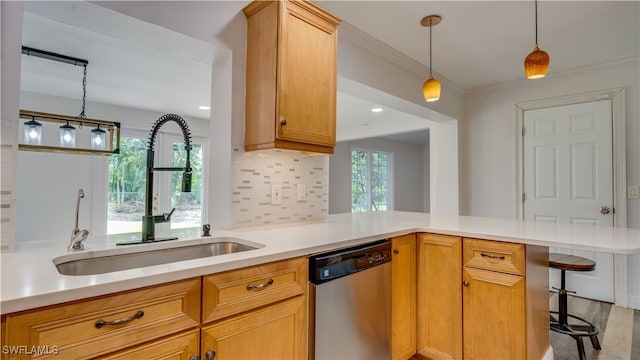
[[3, 278, 200, 359], [463, 238, 525, 276], [202, 256, 307, 323]]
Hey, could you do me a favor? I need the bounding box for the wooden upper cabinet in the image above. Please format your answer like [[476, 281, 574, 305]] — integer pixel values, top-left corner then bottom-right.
[[243, 0, 341, 154]]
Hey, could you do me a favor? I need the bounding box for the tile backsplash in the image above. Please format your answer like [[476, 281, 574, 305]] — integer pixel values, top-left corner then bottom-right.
[[231, 150, 329, 227]]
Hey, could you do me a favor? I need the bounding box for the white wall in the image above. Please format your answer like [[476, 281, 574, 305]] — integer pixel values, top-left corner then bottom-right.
[[0, 1, 23, 251], [329, 137, 428, 214], [461, 58, 640, 307]]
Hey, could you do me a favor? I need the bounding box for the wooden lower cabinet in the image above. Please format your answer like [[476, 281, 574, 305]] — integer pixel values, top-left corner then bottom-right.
[[201, 297, 306, 359], [417, 233, 462, 360], [391, 234, 417, 360], [462, 238, 549, 360], [1, 257, 308, 360], [102, 330, 200, 360], [416, 235, 549, 360], [462, 267, 525, 360], [1, 278, 201, 360]]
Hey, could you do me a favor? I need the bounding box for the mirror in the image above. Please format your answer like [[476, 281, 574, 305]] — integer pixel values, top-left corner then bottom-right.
[[16, 2, 217, 243]]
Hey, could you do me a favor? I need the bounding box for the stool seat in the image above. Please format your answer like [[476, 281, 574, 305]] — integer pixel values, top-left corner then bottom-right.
[[549, 253, 596, 272]]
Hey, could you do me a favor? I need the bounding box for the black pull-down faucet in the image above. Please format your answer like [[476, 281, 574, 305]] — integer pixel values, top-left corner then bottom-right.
[[139, 114, 192, 243]]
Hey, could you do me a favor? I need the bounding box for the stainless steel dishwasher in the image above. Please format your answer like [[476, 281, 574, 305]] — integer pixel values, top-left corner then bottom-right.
[[309, 240, 391, 359]]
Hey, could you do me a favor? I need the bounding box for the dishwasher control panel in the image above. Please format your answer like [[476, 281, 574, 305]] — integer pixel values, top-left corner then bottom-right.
[[309, 240, 391, 285]]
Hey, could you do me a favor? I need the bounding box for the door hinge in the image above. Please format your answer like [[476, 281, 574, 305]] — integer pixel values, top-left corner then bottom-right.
[[522, 193, 526, 202], [522, 127, 526, 137]]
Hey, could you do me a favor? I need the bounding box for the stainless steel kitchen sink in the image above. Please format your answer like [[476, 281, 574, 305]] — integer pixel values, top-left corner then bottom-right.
[[53, 237, 263, 276]]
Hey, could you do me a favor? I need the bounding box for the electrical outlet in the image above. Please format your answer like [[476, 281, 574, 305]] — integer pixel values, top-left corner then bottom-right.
[[271, 184, 282, 205], [297, 184, 306, 201], [628, 185, 639, 199]]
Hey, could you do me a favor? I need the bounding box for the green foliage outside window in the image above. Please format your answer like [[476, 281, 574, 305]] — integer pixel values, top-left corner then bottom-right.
[[107, 137, 203, 233], [351, 148, 390, 212]]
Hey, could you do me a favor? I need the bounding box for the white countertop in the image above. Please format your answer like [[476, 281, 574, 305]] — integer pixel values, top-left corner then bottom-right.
[[2, 211, 639, 314]]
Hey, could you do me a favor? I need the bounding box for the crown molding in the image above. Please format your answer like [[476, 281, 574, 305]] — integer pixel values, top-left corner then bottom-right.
[[338, 22, 465, 97], [465, 55, 640, 95]]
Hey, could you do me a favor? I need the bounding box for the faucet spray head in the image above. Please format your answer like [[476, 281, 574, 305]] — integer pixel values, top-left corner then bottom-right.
[[181, 170, 192, 193]]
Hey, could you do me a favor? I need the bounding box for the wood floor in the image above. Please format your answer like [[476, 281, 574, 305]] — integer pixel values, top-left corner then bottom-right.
[[549, 293, 640, 360]]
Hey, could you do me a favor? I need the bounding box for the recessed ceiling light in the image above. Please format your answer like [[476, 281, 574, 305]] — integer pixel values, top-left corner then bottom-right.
[[371, 108, 383, 113], [199, 105, 211, 110]]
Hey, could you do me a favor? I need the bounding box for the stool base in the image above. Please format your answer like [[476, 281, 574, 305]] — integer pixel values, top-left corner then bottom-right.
[[550, 311, 601, 360]]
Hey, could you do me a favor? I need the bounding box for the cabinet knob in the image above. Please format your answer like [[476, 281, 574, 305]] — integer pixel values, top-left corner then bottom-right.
[[205, 350, 216, 360], [189, 356, 200, 360], [393, 249, 400, 255], [463, 281, 470, 287], [280, 119, 287, 126]]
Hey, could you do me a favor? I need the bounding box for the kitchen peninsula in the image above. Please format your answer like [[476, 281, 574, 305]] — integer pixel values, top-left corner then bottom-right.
[[2, 211, 639, 359]]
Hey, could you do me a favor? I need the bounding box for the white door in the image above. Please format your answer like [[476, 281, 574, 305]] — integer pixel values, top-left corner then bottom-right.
[[523, 100, 614, 302]]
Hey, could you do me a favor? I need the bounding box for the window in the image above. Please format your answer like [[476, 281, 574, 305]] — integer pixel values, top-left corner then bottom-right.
[[351, 148, 393, 212], [107, 132, 205, 234]]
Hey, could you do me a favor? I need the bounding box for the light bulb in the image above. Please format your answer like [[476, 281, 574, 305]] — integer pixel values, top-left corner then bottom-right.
[[28, 128, 39, 139]]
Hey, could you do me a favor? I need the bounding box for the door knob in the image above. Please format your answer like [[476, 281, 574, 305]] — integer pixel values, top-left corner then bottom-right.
[[600, 206, 610, 214]]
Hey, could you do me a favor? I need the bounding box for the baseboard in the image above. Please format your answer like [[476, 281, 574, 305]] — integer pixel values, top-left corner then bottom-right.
[[543, 346, 554, 360], [628, 295, 640, 310]]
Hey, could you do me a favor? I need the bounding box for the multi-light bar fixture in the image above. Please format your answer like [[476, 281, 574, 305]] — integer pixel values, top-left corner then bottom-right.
[[20, 46, 120, 155], [19, 109, 120, 155]]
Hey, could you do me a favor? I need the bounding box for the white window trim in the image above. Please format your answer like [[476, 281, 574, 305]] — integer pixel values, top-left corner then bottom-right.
[[350, 145, 394, 212]]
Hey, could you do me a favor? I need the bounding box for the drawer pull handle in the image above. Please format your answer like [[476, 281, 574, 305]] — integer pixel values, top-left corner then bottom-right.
[[480, 252, 505, 260], [246, 278, 274, 291], [95, 310, 144, 329], [205, 350, 216, 360]]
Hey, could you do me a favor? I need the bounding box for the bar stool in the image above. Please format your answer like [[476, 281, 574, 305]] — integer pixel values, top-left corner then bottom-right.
[[549, 253, 601, 360]]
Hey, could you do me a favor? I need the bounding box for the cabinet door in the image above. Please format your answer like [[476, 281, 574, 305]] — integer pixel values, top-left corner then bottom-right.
[[102, 330, 200, 360], [277, 1, 337, 147], [201, 297, 306, 359], [417, 233, 462, 360], [463, 267, 526, 360], [391, 234, 416, 360]]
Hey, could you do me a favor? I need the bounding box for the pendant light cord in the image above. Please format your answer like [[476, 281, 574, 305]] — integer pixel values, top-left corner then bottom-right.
[[79, 64, 87, 118], [429, 18, 433, 76], [534, 0, 539, 45]]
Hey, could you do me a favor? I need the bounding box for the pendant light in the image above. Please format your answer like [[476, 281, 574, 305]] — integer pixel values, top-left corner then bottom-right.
[[23, 116, 42, 145], [59, 121, 76, 147], [421, 15, 442, 102], [91, 125, 107, 150], [524, 0, 550, 79]]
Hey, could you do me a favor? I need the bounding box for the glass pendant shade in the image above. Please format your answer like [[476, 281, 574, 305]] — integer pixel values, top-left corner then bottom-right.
[[23, 119, 43, 145], [524, 44, 550, 79], [423, 75, 441, 102], [91, 127, 107, 150], [59, 123, 76, 147]]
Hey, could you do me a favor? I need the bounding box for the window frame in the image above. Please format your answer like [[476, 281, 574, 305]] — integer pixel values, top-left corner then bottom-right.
[[350, 145, 394, 213]]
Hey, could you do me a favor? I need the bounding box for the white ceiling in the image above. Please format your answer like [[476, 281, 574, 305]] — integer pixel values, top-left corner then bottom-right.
[[21, 2, 216, 120], [19, 1, 639, 145], [319, 1, 639, 90]]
